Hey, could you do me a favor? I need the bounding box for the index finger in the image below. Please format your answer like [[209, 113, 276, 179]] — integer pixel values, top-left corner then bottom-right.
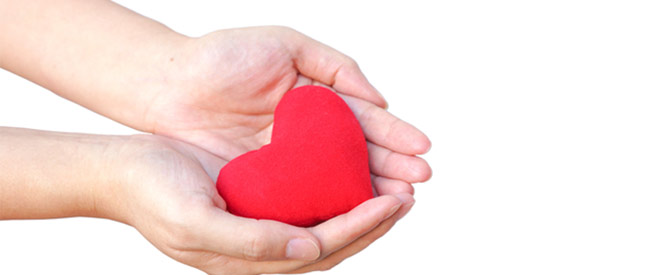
[[340, 93, 432, 156]]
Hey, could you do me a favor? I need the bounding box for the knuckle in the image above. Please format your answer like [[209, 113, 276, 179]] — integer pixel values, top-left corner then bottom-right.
[[339, 55, 359, 70], [165, 219, 194, 250], [392, 179, 415, 195], [278, 25, 297, 33], [380, 149, 395, 177], [358, 101, 378, 126], [318, 260, 343, 272], [162, 207, 204, 250], [346, 56, 359, 67], [268, 25, 298, 36], [243, 234, 272, 261]]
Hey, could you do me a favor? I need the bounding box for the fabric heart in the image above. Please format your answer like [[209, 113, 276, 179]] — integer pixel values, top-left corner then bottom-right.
[[216, 85, 374, 227]]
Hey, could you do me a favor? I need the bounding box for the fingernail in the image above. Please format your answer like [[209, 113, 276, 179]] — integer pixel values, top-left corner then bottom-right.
[[379, 94, 389, 109], [384, 202, 402, 220], [393, 193, 415, 204], [368, 84, 388, 109], [397, 200, 416, 220], [286, 238, 320, 261]]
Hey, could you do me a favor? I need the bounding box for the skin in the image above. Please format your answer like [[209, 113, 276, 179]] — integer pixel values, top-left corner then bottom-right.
[[0, 128, 413, 274], [0, 0, 432, 274]]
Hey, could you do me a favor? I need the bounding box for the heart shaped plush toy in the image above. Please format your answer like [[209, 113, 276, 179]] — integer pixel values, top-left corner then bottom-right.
[[216, 85, 374, 227]]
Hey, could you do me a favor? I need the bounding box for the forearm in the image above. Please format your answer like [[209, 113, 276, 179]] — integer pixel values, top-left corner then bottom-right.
[[0, 127, 122, 220], [0, 0, 190, 130]]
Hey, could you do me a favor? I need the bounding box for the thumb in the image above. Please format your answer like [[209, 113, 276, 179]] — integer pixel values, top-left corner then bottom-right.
[[284, 28, 388, 109], [190, 206, 322, 262]]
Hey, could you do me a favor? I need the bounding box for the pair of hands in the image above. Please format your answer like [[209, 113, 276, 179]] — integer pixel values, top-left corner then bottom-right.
[[103, 27, 430, 274], [2, 1, 431, 273], [0, 9, 432, 271]]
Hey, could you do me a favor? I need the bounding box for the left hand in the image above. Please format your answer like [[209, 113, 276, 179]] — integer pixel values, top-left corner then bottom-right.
[[103, 134, 415, 274]]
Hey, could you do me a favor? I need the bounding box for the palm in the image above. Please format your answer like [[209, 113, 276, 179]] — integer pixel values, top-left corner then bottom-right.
[[150, 29, 295, 160], [127, 135, 415, 274]]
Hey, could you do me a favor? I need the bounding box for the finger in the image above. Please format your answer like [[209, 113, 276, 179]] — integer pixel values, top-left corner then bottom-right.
[[340, 93, 432, 155], [308, 195, 403, 257], [188, 207, 321, 262], [372, 175, 415, 196], [291, 73, 313, 89], [285, 29, 387, 108], [292, 76, 336, 95], [310, 80, 336, 92], [183, 179, 415, 275], [369, 142, 432, 183], [303, 83, 432, 182], [289, 193, 415, 273]]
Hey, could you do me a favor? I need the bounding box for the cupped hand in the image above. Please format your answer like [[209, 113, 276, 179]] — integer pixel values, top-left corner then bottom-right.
[[144, 26, 432, 187], [105, 135, 414, 274]]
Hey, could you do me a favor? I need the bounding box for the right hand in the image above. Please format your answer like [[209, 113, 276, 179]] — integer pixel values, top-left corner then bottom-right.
[[101, 134, 414, 274]]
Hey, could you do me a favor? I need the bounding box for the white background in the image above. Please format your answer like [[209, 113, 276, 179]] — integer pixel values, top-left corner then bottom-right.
[[1, 0, 669, 274]]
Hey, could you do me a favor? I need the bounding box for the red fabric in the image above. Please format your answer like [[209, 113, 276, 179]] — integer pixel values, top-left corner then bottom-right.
[[216, 85, 374, 227]]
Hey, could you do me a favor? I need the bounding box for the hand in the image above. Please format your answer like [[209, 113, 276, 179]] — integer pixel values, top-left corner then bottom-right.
[[1, 3, 432, 189], [146, 26, 432, 189], [105, 134, 414, 274]]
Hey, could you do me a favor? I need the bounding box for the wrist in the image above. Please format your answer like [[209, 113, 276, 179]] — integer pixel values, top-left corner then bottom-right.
[[90, 134, 187, 226], [0, 128, 126, 220], [0, 0, 195, 134], [89, 134, 158, 224]]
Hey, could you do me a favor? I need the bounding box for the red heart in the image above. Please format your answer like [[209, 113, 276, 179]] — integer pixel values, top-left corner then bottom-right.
[[216, 85, 374, 227]]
